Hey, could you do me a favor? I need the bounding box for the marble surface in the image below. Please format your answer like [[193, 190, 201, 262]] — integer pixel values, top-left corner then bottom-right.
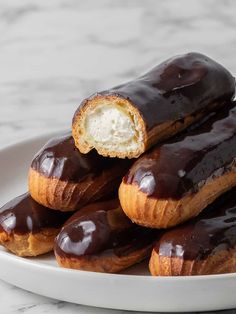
[[1, 0, 236, 313]]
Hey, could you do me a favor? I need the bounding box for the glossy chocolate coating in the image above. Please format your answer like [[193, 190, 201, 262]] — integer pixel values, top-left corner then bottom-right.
[[31, 132, 132, 182], [55, 201, 157, 258], [0, 193, 70, 235], [81, 52, 235, 131], [154, 188, 236, 260], [124, 102, 236, 199]]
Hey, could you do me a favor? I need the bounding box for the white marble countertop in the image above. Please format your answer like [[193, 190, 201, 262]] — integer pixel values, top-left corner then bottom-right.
[[1, 0, 236, 313]]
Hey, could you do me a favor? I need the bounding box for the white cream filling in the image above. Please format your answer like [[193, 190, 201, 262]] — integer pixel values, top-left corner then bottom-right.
[[84, 105, 139, 150]]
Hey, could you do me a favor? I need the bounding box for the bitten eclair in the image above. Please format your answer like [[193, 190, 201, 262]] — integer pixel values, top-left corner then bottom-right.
[[119, 103, 236, 228], [54, 199, 157, 273], [72, 52, 235, 158], [29, 132, 132, 211], [0, 193, 70, 257], [149, 188, 236, 276]]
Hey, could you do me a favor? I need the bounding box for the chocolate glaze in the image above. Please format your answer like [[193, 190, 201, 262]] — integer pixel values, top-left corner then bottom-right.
[[124, 102, 236, 199], [0, 193, 71, 235], [31, 132, 132, 182], [79, 52, 235, 131], [154, 188, 236, 260], [55, 200, 157, 259]]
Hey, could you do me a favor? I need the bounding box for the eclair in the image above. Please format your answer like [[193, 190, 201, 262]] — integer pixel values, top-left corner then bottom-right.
[[29, 132, 132, 211], [119, 103, 236, 228], [54, 199, 157, 273], [72, 52, 235, 158], [149, 188, 236, 276], [0, 193, 70, 257]]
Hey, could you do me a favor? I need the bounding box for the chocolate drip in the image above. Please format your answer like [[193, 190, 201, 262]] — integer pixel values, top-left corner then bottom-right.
[[0, 193, 70, 235], [154, 188, 236, 260], [55, 202, 157, 258], [124, 103, 236, 199], [90, 52, 235, 130], [31, 132, 132, 182]]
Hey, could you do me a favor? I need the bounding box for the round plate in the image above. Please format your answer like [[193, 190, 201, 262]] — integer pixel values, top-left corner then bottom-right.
[[0, 132, 236, 312]]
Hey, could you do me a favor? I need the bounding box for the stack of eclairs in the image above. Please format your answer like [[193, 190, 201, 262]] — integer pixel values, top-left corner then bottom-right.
[[1, 52, 236, 276]]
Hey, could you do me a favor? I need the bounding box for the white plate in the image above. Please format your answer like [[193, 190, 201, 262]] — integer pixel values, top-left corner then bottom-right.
[[0, 132, 236, 312]]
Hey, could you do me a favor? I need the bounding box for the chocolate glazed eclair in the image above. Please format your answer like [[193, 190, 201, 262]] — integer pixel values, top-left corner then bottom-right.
[[29, 132, 132, 211], [0, 193, 71, 257], [54, 199, 158, 273], [72, 52, 235, 158], [149, 188, 236, 276], [119, 102, 236, 228]]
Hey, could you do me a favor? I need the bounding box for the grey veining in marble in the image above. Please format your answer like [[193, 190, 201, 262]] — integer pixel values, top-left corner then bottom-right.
[[1, 0, 236, 313]]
